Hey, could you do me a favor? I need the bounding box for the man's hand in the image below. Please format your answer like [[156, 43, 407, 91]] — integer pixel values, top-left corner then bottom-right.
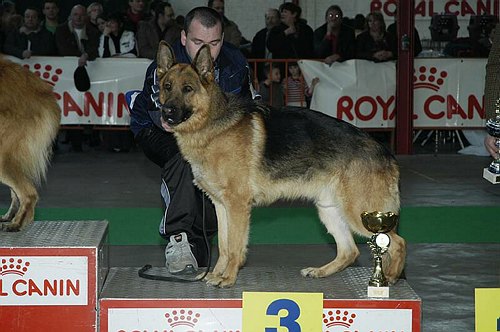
[[325, 54, 341, 65], [22, 50, 32, 59], [78, 53, 89, 67], [484, 134, 499, 159]]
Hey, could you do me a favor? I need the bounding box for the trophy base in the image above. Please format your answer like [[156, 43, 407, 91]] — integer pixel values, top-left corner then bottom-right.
[[368, 286, 390, 298], [483, 168, 500, 184]]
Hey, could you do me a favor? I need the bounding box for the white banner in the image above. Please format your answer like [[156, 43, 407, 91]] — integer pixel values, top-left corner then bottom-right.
[[299, 58, 487, 128], [6, 56, 150, 126], [7, 56, 486, 128], [106, 307, 412, 331]]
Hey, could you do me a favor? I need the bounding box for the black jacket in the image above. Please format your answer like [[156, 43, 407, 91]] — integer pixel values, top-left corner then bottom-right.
[[313, 22, 356, 61], [266, 20, 314, 59]]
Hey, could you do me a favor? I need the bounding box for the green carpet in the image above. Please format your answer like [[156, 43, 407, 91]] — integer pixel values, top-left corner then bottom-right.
[[2, 206, 496, 245]]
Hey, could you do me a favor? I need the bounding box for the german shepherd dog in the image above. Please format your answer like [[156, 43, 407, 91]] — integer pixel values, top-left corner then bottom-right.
[[0, 57, 61, 232], [156, 41, 405, 288]]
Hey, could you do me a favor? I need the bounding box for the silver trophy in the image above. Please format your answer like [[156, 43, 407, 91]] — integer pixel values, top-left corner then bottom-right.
[[361, 211, 399, 298], [483, 99, 500, 184]]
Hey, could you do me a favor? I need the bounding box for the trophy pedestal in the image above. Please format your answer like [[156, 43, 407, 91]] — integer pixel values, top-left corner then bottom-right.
[[483, 167, 500, 184], [368, 286, 389, 298]]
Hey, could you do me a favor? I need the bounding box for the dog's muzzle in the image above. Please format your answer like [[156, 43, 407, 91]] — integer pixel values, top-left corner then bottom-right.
[[160, 105, 177, 125]]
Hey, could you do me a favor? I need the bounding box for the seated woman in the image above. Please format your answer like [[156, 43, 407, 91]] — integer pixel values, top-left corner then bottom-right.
[[355, 11, 395, 62], [98, 12, 137, 58]]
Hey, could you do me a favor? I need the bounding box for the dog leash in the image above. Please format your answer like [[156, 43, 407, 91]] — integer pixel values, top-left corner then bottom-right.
[[138, 198, 212, 283]]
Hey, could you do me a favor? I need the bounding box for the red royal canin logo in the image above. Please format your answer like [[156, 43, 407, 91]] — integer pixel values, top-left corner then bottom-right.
[[165, 309, 201, 328], [23, 63, 63, 86], [0, 258, 30, 276], [413, 66, 448, 91], [323, 309, 357, 329]]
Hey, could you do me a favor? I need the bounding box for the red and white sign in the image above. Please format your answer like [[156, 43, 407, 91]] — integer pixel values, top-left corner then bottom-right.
[[299, 58, 486, 129], [100, 298, 420, 332], [0, 256, 88, 306], [6, 56, 149, 126], [0, 248, 99, 332]]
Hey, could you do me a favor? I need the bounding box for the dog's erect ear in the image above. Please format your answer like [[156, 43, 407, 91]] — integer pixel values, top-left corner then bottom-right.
[[157, 41, 176, 77], [193, 44, 214, 80]]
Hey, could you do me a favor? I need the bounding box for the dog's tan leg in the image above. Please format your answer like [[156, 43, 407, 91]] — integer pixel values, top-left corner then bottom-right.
[[205, 201, 250, 288], [301, 204, 360, 278], [0, 189, 19, 223], [383, 231, 406, 284], [0, 175, 38, 232], [205, 202, 229, 283]]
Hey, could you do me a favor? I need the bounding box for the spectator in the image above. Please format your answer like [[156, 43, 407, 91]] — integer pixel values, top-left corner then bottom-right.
[[267, 2, 314, 60], [386, 8, 422, 58], [55, 4, 99, 66], [3, 7, 56, 59], [41, 0, 60, 34], [258, 63, 284, 108], [251, 8, 280, 59], [250, 8, 281, 80], [208, 0, 242, 47], [95, 13, 106, 34], [283, 62, 318, 107], [124, 0, 145, 33], [130, 6, 254, 274], [55, 4, 100, 152], [353, 13, 366, 37], [1, 0, 19, 38], [87, 2, 104, 31], [355, 12, 395, 62], [136, 1, 181, 59], [98, 12, 136, 58], [314, 5, 356, 65]]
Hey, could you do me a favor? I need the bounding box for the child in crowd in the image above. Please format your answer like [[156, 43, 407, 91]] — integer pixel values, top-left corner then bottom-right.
[[283, 62, 319, 107], [258, 63, 284, 108]]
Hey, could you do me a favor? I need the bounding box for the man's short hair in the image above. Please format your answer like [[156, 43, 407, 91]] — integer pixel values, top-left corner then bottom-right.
[[279, 2, 301, 19], [184, 6, 223, 34]]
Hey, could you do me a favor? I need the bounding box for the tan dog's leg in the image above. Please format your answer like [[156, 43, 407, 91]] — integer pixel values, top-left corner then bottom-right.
[[205, 201, 250, 288], [383, 231, 406, 284], [301, 204, 360, 278], [0, 174, 38, 232], [0, 189, 19, 223]]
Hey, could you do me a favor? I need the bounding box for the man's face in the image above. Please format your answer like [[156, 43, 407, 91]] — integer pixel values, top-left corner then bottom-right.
[[43, 2, 59, 20], [128, 0, 145, 14], [265, 9, 280, 29], [24, 9, 39, 30], [326, 9, 342, 27], [181, 18, 223, 61], [211, 0, 224, 16], [70, 6, 86, 29], [158, 6, 175, 26]]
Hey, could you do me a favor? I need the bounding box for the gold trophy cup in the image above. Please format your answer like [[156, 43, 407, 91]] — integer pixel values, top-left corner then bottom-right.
[[483, 98, 500, 184], [361, 211, 399, 298]]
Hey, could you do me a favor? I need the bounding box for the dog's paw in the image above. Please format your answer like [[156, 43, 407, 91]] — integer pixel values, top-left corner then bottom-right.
[[300, 267, 324, 278], [204, 272, 236, 288], [0, 222, 21, 232]]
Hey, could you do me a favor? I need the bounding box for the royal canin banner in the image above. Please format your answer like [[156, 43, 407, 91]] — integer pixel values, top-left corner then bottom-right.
[[299, 58, 486, 129], [5, 55, 149, 126], [6, 55, 486, 129], [100, 300, 420, 332], [0, 256, 88, 306]]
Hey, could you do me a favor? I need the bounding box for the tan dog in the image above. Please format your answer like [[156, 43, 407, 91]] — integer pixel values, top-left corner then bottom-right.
[[156, 41, 405, 288], [0, 57, 61, 231]]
